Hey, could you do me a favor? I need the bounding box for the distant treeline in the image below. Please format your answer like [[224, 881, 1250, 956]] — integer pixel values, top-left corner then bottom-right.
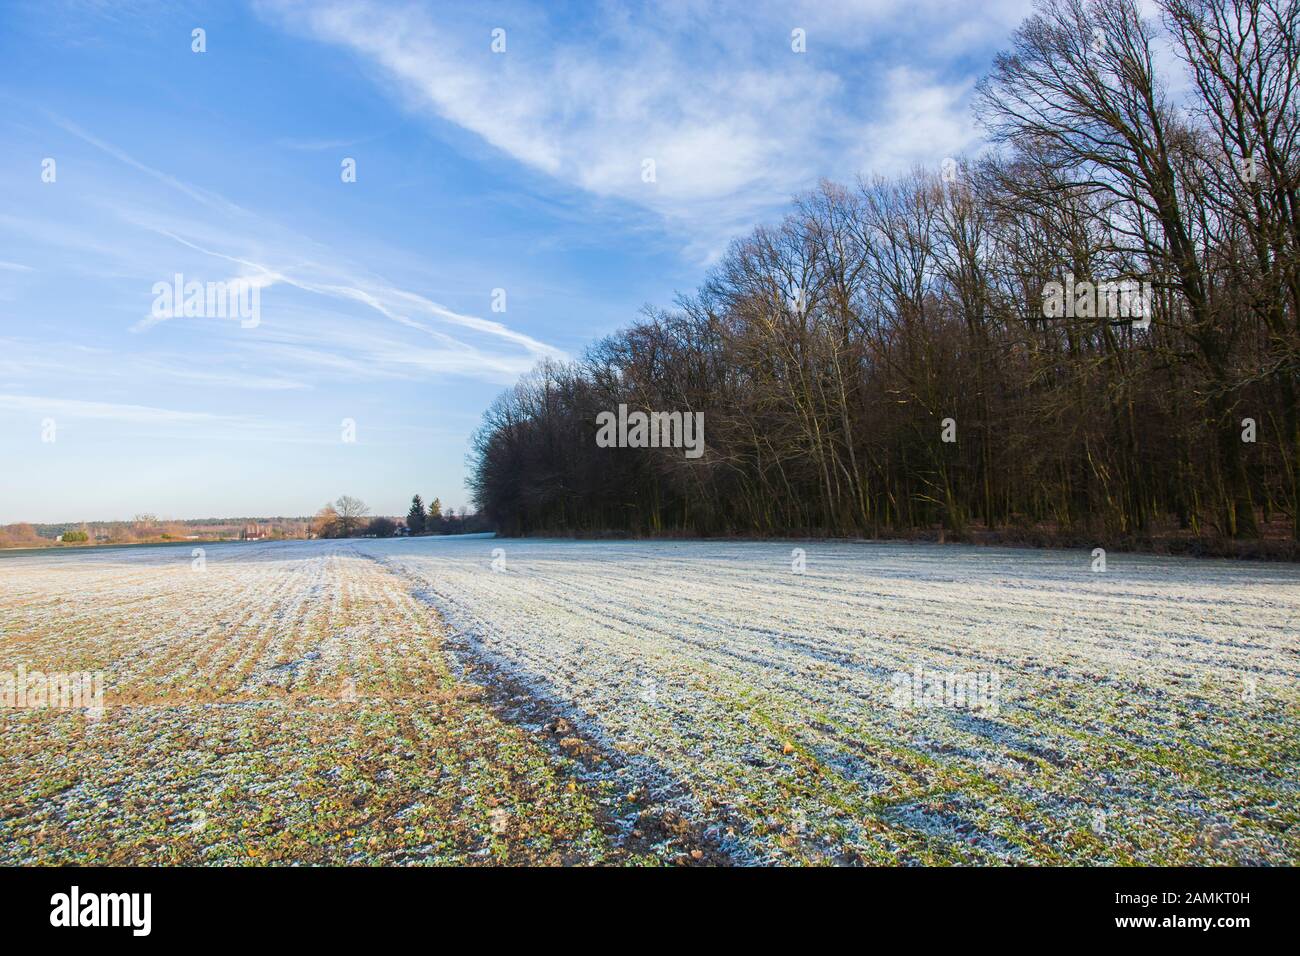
[[2, 500, 491, 550], [0, 516, 313, 548], [402, 494, 491, 535], [470, 0, 1300, 549], [310, 495, 491, 538]]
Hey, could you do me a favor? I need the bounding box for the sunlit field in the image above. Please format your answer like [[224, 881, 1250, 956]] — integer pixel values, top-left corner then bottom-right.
[[2, 536, 1296, 865]]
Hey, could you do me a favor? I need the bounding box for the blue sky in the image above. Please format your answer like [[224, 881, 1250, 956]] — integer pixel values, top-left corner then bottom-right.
[[0, 0, 1034, 523]]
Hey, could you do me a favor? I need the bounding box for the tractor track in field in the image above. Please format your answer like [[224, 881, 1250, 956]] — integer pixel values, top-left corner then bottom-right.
[[357, 547, 737, 866]]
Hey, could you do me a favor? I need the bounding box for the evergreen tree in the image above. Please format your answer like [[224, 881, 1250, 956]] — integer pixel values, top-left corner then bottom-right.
[[406, 494, 426, 534]]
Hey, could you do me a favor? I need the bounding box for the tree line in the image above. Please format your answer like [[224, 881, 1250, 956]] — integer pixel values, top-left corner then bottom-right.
[[0, 516, 314, 548], [310, 494, 489, 538], [404, 493, 488, 534], [469, 0, 1300, 551]]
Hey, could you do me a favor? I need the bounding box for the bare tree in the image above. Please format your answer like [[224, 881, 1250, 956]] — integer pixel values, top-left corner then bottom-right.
[[334, 496, 370, 537]]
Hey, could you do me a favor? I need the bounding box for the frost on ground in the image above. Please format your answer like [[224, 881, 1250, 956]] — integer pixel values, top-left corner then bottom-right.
[[0, 543, 623, 864], [1, 537, 1297, 865], [365, 536, 1300, 865]]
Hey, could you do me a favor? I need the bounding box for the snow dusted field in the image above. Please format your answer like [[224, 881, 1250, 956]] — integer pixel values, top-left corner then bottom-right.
[[2, 535, 1297, 864], [366, 536, 1300, 864], [0, 541, 617, 864]]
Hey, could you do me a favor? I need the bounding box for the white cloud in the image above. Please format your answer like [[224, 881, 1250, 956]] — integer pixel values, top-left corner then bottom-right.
[[12, 119, 567, 384], [260, 0, 1010, 255], [128, 223, 565, 362], [50, 115, 252, 218], [858, 68, 983, 175]]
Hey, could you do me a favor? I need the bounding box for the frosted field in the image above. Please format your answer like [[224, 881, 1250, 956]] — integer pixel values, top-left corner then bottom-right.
[[2, 536, 1297, 865]]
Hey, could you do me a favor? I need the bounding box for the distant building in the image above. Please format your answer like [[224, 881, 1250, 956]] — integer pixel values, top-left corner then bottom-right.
[[240, 523, 268, 541]]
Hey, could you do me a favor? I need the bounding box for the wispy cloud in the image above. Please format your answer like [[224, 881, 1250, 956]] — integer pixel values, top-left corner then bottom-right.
[[9, 118, 566, 383], [128, 221, 565, 361], [860, 68, 982, 176], [50, 114, 253, 218], [259, 0, 1026, 257]]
